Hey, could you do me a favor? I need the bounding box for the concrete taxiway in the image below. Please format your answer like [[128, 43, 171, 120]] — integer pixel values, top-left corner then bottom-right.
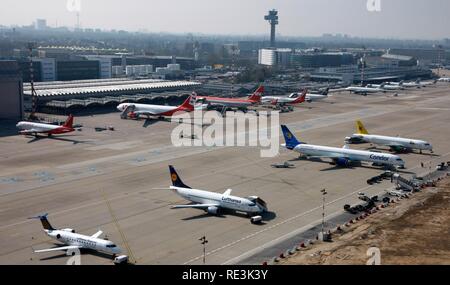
[[1, 83, 450, 264]]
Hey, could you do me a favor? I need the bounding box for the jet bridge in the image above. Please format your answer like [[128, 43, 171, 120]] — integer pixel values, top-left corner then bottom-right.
[[392, 174, 418, 192]]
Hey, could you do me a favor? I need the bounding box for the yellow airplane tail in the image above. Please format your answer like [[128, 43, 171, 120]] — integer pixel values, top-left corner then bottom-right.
[[356, 120, 369, 135]]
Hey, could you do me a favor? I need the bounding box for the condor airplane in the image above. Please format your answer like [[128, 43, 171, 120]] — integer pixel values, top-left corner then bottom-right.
[[345, 120, 433, 154], [193, 86, 264, 110], [16, 115, 75, 136], [166, 166, 268, 223], [281, 125, 405, 168], [117, 95, 195, 119], [30, 213, 122, 256], [262, 89, 307, 106]]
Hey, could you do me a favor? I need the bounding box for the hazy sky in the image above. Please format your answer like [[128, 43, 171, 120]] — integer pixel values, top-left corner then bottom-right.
[[1, 0, 449, 39]]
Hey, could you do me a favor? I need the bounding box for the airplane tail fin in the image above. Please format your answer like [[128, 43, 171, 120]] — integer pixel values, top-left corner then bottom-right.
[[169, 165, 192, 189], [29, 213, 55, 231], [291, 89, 307, 104], [321, 88, 329, 96], [356, 120, 369, 135], [281, 125, 303, 150], [180, 95, 195, 112], [63, 115, 74, 128], [248, 86, 264, 102]]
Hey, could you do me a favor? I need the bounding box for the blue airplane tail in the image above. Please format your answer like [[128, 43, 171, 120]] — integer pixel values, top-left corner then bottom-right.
[[169, 165, 192, 189], [29, 213, 55, 231], [281, 125, 303, 150]]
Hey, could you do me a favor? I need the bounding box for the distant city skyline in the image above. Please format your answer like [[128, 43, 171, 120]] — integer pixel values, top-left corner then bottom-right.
[[1, 0, 449, 40]]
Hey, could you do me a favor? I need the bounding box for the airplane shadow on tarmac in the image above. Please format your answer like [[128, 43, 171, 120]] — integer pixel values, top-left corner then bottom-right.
[[36, 245, 114, 262], [287, 156, 415, 174], [181, 210, 276, 224], [26, 135, 93, 145], [365, 146, 440, 157]]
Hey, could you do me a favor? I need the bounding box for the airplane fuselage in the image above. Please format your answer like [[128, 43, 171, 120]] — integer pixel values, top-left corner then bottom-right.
[[196, 96, 258, 108], [117, 103, 188, 117], [346, 134, 433, 151], [16, 122, 74, 135], [367, 84, 404, 91], [345, 86, 384, 94], [291, 144, 405, 167], [44, 229, 121, 255], [263, 93, 326, 104], [170, 186, 266, 214]]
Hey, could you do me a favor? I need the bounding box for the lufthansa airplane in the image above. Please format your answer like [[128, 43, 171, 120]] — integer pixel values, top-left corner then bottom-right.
[[166, 166, 268, 223], [30, 214, 122, 257]]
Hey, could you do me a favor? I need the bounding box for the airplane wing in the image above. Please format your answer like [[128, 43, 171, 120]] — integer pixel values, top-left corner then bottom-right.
[[387, 144, 410, 151], [171, 203, 220, 209], [91, 230, 103, 239], [386, 143, 404, 147], [20, 129, 41, 134], [34, 245, 82, 253], [134, 111, 158, 116], [308, 153, 348, 159]]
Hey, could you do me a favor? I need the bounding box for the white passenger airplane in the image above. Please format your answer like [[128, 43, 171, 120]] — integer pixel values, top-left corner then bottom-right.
[[261, 89, 307, 106], [263, 89, 329, 104], [16, 115, 75, 136], [30, 213, 122, 256], [418, 79, 437, 87], [345, 120, 433, 154], [388, 79, 428, 89], [281, 125, 405, 168], [117, 95, 195, 119], [438, 77, 450, 82], [367, 83, 405, 91], [344, 85, 386, 95], [166, 166, 268, 223]]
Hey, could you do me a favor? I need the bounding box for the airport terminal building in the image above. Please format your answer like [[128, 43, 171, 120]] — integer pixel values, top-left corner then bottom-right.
[[0, 60, 23, 120]]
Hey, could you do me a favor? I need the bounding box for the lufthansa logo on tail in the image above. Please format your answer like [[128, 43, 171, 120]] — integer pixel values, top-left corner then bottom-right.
[[171, 174, 178, 182], [287, 133, 292, 139]]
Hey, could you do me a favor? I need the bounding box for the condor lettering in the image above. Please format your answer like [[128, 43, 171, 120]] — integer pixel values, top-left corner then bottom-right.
[[369, 154, 389, 161]]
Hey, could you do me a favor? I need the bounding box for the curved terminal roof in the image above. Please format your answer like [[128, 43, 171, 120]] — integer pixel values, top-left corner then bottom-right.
[[24, 79, 201, 97]]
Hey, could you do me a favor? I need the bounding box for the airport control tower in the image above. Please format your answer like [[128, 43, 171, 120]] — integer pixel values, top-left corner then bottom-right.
[[264, 9, 279, 48]]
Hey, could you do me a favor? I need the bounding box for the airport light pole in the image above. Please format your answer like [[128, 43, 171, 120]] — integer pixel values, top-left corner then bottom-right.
[[199, 236, 208, 265], [321, 189, 328, 238]]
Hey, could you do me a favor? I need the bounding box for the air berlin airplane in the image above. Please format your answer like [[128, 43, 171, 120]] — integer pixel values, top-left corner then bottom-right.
[[16, 115, 75, 136], [117, 95, 195, 119], [193, 86, 264, 110]]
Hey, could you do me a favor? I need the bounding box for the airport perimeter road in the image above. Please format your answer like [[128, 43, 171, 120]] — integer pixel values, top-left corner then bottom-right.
[[0, 84, 449, 264]]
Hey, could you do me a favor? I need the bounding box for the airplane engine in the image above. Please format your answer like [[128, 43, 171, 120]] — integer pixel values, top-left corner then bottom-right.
[[62, 228, 75, 233], [207, 206, 220, 215], [306, 99, 312, 103], [56, 234, 61, 239], [336, 157, 350, 167]]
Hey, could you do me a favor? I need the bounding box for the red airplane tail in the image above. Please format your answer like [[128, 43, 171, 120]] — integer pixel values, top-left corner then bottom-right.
[[179, 95, 195, 112], [292, 89, 307, 104], [248, 86, 264, 102], [63, 114, 74, 128]]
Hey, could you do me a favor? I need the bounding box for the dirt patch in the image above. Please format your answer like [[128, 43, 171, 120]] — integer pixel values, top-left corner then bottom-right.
[[282, 176, 450, 265]]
